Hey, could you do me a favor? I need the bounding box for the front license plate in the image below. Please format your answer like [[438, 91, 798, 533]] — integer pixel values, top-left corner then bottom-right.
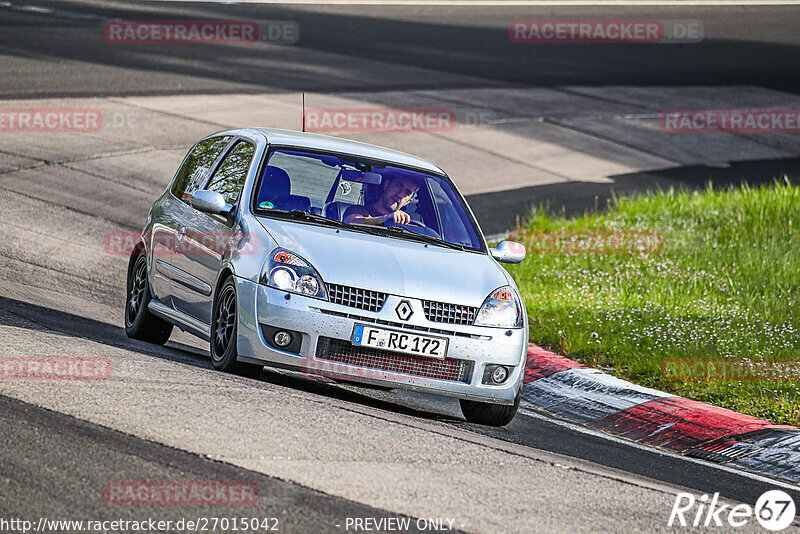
[[352, 324, 448, 359]]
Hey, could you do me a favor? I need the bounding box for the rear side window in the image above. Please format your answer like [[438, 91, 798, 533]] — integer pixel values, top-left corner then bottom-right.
[[171, 136, 232, 203], [205, 141, 255, 205]]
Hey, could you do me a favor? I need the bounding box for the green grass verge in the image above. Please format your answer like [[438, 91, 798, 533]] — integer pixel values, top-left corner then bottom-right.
[[505, 179, 800, 427]]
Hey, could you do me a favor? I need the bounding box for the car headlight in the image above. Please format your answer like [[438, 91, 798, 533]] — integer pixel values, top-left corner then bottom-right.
[[474, 286, 523, 328], [260, 248, 328, 300]]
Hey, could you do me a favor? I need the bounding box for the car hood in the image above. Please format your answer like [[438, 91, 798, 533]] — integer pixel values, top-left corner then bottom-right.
[[256, 217, 510, 306]]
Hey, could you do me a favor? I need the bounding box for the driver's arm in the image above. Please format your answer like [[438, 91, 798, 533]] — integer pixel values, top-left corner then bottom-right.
[[385, 210, 411, 225], [343, 206, 373, 225], [344, 206, 411, 225]]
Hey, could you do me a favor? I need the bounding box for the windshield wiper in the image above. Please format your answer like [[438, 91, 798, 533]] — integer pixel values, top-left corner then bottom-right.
[[389, 226, 469, 251], [261, 209, 384, 236], [260, 209, 348, 228], [352, 223, 469, 251]]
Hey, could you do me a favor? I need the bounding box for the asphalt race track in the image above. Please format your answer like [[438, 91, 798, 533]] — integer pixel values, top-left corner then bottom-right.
[[1, 1, 800, 533], [2, 1, 800, 98]]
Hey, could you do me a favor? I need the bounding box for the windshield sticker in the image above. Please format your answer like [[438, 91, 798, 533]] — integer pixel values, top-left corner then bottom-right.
[[259, 201, 274, 209], [340, 181, 352, 196]]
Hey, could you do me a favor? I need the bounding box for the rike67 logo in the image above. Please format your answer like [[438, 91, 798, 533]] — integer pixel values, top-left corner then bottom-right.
[[669, 490, 796, 531]]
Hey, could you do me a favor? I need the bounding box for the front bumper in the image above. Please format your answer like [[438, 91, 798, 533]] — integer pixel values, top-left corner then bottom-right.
[[234, 277, 527, 405]]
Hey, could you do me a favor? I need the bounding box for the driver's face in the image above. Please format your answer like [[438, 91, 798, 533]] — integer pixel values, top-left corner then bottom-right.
[[380, 178, 417, 213]]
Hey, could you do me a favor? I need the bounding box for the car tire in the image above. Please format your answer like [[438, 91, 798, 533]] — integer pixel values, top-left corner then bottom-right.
[[125, 253, 173, 345], [459, 386, 521, 427], [210, 277, 263, 378]]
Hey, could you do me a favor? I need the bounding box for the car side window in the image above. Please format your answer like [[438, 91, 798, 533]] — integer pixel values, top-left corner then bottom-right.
[[205, 140, 255, 205], [429, 178, 472, 246], [171, 136, 232, 203]]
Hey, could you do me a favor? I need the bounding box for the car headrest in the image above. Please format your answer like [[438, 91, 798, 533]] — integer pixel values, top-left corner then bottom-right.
[[261, 166, 291, 199], [325, 201, 350, 221]]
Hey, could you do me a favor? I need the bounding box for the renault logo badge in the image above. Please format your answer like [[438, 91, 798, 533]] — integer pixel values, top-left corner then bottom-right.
[[395, 300, 413, 321]]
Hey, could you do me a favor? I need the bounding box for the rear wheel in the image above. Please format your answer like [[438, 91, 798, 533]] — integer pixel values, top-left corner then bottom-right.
[[460, 386, 521, 427], [210, 277, 263, 378], [125, 253, 173, 345]]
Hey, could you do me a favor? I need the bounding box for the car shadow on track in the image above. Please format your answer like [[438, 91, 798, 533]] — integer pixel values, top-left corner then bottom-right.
[[0, 295, 462, 425], [0, 295, 215, 370], [258, 367, 464, 424]]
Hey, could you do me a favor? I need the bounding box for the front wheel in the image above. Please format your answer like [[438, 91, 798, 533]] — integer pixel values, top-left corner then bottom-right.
[[210, 277, 263, 378], [460, 387, 521, 427], [125, 253, 173, 345]]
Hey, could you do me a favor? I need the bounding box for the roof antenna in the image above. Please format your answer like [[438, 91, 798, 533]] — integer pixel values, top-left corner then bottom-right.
[[301, 92, 305, 132]]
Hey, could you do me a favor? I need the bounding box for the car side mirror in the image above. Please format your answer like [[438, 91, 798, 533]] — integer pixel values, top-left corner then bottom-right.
[[191, 190, 233, 217], [490, 240, 526, 264]]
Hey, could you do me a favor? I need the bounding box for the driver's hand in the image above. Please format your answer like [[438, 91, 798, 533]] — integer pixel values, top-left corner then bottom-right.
[[385, 211, 411, 225]]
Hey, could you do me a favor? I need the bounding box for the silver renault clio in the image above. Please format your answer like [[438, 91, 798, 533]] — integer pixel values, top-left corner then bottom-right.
[[125, 128, 528, 426]]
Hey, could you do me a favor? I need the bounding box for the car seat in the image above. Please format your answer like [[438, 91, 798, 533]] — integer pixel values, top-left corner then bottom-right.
[[257, 166, 311, 211], [324, 201, 353, 221]]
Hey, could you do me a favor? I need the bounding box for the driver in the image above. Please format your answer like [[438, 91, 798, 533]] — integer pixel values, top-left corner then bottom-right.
[[343, 176, 419, 225]]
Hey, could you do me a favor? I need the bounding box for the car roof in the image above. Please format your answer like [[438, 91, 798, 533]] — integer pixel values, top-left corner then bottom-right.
[[228, 128, 445, 175]]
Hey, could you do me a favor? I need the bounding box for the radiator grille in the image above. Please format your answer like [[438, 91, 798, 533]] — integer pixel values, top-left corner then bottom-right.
[[315, 337, 472, 383], [317, 308, 485, 339], [422, 300, 478, 325], [327, 284, 387, 312]]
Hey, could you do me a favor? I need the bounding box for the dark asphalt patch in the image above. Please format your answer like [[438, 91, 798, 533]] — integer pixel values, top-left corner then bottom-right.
[[0, 393, 452, 534]]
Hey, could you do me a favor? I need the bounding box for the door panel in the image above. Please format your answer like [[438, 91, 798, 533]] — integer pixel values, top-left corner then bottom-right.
[[171, 140, 255, 324], [170, 208, 230, 323], [157, 135, 233, 312]]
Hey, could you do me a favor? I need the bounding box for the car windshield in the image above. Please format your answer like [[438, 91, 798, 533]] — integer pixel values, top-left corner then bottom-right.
[[253, 148, 484, 251]]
